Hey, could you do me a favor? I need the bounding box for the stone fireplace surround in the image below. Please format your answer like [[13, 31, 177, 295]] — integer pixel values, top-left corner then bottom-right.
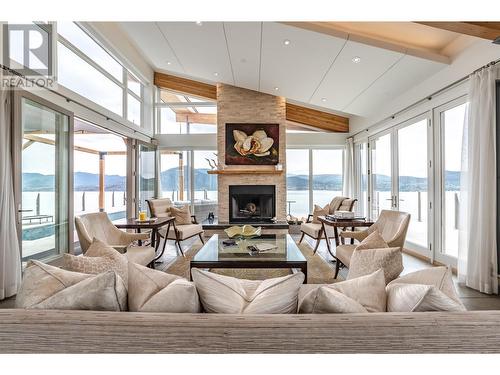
[[216, 83, 287, 223]]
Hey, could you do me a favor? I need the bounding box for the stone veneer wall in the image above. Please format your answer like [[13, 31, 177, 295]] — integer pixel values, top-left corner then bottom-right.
[[217, 83, 287, 222]]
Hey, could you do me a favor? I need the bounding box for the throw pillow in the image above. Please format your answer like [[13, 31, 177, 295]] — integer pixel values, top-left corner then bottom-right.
[[299, 287, 368, 314], [63, 238, 129, 285], [347, 247, 403, 283], [386, 283, 466, 312], [312, 204, 329, 224], [16, 260, 127, 311], [355, 230, 389, 250], [170, 205, 193, 225], [128, 262, 200, 312], [191, 269, 305, 314], [387, 266, 464, 307], [299, 269, 387, 313]]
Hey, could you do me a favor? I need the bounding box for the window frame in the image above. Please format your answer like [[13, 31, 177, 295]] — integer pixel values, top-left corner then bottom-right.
[[286, 146, 345, 218], [56, 22, 144, 127]]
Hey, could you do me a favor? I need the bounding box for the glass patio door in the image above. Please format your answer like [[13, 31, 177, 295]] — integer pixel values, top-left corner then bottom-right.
[[13, 92, 73, 263], [395, 116, 431, 254], [370, 132, 394, 219], [136, 142, 158, 216], [369, 114, 432, 256]]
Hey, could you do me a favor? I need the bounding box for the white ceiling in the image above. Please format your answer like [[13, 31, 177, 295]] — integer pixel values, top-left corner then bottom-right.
[[119, 22, 449, 118]]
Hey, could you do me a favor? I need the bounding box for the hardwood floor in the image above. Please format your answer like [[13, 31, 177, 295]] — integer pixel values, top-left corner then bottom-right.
[[2, 233, 499, 310]]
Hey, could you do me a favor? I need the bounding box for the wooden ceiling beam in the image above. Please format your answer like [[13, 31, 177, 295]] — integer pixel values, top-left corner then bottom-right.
[[416, 22, 500, 43], [154, 72, 217, 100], [154, 72, 350, 133], [175, 113, 217, 124], [285, 103, 349, 133], [282, 22, 451, 64]]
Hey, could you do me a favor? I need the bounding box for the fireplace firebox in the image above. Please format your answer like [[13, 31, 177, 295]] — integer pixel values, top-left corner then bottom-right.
[[229, 185, 276, 223]]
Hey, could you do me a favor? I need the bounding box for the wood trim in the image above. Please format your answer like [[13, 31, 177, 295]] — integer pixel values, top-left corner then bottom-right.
[[402, 247, 457, 274], [175, 113, 217, 124], [155, 72, 350, 132], [282, 22, 451, 64], [416, 22, 500, 42], [154, 72, 217, 100], [286, 103, 349, 133]]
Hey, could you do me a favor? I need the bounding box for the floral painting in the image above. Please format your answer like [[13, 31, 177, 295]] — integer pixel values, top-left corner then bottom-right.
[[225, 123, 280, 165]]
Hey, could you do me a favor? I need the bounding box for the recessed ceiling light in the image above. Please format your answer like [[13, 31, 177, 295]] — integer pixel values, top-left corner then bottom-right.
[[213, 72, 219, 76], [321, 98, 327, 102], [195, 21, 203, 26], [352, 56, 361, 64], [274, 87, 279, 91], [167, 61, 172, 65], [283, 39, 291, 46]]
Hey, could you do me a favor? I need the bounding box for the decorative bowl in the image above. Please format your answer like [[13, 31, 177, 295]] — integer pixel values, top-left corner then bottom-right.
[[224, 225, 262, 239]]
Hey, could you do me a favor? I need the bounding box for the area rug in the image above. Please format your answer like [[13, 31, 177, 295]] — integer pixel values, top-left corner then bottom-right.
[[162, 241, 337, 284]]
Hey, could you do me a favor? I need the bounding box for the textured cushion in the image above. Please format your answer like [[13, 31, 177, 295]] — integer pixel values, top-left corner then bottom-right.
[[387, 266, 464, 306], [312, 204, 329, 224], [150, 198, 172, 217], [161, 223, 203, 240], [299, 269, 387, 313], [338, 198, 356, 212], [128, 263, 200, 312], [63, 238, 128, 285], [329, 196, 347, 214], [16, 260, 127, 311], [300, 223, 334, 239], [192, 269, 305, 314], [170, 205, 192, 225], [386, 283, 466, 312], [125, 246, 155, 266], [335, 244, 357, 266], [299, 287, 368, 314], [355, 231, 389, 250], [347, 247, 403, 284]]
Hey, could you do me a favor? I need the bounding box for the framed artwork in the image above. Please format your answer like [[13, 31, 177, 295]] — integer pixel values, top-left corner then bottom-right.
[[225, 123, 280, 165]]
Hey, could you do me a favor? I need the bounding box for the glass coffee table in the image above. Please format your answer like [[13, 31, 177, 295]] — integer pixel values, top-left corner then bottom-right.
[[190, 234, 308, 283]]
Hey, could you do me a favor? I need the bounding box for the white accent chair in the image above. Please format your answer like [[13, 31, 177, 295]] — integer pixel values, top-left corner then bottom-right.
[[336, 209, 411, 278], [147, 198, 205, 256], [299, 197, 357, 252], [75, 212, 155, 267]]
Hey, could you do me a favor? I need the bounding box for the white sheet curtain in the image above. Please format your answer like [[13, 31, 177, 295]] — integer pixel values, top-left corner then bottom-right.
[[0, 87, 22, 300], [458, 64, 499, 295], [342, 137, 354, 198]]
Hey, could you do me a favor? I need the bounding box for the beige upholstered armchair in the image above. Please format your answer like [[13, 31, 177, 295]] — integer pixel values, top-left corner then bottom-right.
[[299, 197, 357, 252], [75, 212, 155, 267], [147, 198, 204, 257], [335, 209, 411, 278]]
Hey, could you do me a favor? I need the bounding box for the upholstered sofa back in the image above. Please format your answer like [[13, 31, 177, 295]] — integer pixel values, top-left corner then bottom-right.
[[1, 309, 500, 353]]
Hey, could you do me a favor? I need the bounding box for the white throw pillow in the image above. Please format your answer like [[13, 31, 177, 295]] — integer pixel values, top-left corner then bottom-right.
[[355, 231, 389, 250], [128, 262, 200, 313], [386, 283, 466, 312], [299, 269, 387, 313], [348, 247, 403, 284], [16, 260, 127, 311], [191, 269, 304, 314], [387, 266, 464, 305]]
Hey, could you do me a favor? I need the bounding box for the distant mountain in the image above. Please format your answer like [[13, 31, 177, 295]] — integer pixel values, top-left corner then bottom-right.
[[21, 169, 462, 192]]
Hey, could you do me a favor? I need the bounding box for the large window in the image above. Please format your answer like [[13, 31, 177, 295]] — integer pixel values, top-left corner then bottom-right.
[[73, 119, 127, 225], [286, 148, 344, 221], [156, 89, 216, 134], [57, 22, 144, 126], [312, 149, 343, 208], [286, 149, 310, 219], [160, 150, 218, 221], [439, 101, 468, 259]]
